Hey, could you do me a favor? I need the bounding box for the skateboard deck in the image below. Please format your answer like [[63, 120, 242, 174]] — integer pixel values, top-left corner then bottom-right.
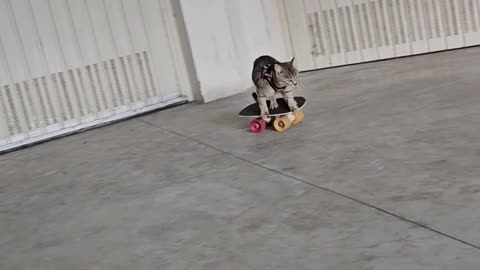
[[238, 96, 306, 133], [238, 96, 306, 118]]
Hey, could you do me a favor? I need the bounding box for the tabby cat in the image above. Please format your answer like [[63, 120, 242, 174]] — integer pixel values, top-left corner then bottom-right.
[[251, 55, 299, 121]]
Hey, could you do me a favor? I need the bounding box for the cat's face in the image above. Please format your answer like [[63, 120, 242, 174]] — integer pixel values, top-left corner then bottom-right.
[[274, 57, 298, 87]]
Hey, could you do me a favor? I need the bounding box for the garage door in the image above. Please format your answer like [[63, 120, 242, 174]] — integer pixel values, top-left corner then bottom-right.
[[0, 0, 189, 153], [285, 0, 480, 70]]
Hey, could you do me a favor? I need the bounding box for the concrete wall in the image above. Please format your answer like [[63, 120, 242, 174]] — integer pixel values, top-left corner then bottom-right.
[[179, 0, 293, 102]]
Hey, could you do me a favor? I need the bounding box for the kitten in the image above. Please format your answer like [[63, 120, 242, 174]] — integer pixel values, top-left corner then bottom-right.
[[251, 55, 299, 121]]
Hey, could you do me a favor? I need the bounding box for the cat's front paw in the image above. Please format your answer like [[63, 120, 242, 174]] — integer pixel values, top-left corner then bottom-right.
[[289, 103, 299, 112], [270, 100, 279, 110], [261, 112, 270, 122]]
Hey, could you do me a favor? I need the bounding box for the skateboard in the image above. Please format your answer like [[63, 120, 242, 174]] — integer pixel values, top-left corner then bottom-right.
[[238, 96, 306, 133]]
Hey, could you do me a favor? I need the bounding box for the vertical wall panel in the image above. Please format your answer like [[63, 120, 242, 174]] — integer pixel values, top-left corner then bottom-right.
[[67, 0, 104, 115], [122, 0, 154, 101], [30, 0, 69, 125], [7, 0, 46, 130], [98, 0, 130, 106], [0, 0, 32, 134], [0, 40, 14, 138], [0, 0, 189, 152], [11, 1, 52, 128], [85, 0, 120, 110], [139, 0, 178, 98]]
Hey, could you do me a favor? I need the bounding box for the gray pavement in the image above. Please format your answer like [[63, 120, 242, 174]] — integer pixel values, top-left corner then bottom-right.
[[2, 47, 480, 269]]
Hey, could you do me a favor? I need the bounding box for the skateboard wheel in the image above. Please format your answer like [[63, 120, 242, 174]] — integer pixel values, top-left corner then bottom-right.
[[273, 116, 292, 132], [249, 119, 266, 133], [292, 111, 304, 125]]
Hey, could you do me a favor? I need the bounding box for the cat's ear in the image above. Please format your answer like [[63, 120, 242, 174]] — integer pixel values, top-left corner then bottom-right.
[[290, 57, 295, 64], [274, 63, 283, 73]]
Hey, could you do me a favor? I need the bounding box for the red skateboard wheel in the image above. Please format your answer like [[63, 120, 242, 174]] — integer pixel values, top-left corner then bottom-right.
[[249, 119, 266, 133]]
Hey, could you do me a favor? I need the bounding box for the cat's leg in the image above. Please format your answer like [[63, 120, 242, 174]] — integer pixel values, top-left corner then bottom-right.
[[256, 79, 276, 121], [257, 96, 270, 122], [269, 94, 279, 110], [282, 88, 298, 112]]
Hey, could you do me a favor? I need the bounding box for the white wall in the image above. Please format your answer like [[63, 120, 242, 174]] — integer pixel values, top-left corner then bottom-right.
[[179, 0, 292, 102]]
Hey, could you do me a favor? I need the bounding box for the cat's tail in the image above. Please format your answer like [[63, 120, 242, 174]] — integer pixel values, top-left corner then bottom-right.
[[252, 92, 258, 103]]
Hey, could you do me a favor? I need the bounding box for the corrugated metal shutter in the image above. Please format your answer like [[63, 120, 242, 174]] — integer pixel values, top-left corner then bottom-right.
[[0, 0, 189, 152], [286, 0, 480, 71]]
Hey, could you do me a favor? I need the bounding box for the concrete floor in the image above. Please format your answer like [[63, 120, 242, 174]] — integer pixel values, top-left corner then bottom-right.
[[2, 47, 480, 270]]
